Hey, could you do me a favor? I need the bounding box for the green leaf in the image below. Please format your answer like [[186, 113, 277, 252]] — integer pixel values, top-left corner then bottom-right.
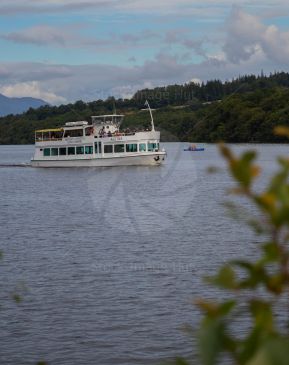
[[238, 327, 265, 364], [232, 260, 254, 271], [219, 146, 259, 189], [233, 151, 259, 189], [266, 274, 284, 295], [242, 151, 257, 165], [262, 242, 281, 263], [196, 300, 236, 318], [206, 265, 237, 290], [218, 300, 236, 316], [250, 300, 274, 333], [275, 206, 289, 227], [269, 158, 289, 193], [198, 318, 225, 365], [247, 337, 289, 365], [254, 193, 276, 219], [232, 261, 268, 289]]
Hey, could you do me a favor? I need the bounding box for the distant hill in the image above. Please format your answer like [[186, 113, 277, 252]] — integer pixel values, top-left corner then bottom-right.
[[0, 93, 47, 116]]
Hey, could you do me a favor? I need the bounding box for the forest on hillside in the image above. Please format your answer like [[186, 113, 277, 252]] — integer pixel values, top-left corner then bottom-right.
[[1, 72, 289, 144]]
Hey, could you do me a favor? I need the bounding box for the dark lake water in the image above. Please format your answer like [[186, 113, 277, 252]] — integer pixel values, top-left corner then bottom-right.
[[0, 143, 288, 365]]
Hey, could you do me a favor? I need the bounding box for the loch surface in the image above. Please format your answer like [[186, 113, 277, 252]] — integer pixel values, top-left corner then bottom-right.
[[0, 143, 286, 365]]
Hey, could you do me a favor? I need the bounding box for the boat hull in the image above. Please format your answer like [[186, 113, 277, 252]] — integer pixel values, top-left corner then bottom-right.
[[31, 152, 166, 168]]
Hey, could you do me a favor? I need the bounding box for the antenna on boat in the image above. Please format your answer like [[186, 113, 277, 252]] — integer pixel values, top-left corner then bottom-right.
[[113, 99, 116, 115], [144, 100, 155, 131]]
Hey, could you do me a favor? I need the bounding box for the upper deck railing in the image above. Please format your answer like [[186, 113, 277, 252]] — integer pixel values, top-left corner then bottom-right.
[[91, 115, 124, 126], [35, 128, 157, 142]]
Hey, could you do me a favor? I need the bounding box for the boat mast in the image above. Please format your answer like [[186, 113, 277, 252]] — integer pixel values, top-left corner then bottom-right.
[[145, 100, 155, 132], [113, 99, 116, 115]]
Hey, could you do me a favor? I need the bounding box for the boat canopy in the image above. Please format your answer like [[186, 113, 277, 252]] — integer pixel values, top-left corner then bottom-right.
[[35, 128, 63, 133], [65, 121, 88, 127]]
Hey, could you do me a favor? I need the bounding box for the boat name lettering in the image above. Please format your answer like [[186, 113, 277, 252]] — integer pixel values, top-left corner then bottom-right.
[[65, 137, 82, 144]]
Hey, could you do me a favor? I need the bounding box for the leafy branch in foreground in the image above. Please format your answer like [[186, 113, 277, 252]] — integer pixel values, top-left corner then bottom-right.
[[175, 136, 289, 365]]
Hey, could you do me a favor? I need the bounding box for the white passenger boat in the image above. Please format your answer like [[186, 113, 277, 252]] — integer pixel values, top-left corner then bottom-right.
[[31, 103, 166, 167]]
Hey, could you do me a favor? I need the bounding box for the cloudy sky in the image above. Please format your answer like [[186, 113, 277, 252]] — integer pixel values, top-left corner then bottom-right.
[[0, 0, 289, 104]]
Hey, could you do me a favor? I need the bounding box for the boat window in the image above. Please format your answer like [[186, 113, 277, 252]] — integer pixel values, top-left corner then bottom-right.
[[94, 143, 98, 154], [126, 144, 137, 153], [148, 143, 158, 151], [77, 146, 84, 155], [64, 129, 83, 138], [59, 147, 67, 155], [104, 145, 113, 154], [139, 143, 146, 152], [43, 148, 51, 157], [114, 144, 124, 153], [98, 142, 102, 154], [68, 147, 75, 155], [85, 146, 93, 154], [51, 148, 58, 156]]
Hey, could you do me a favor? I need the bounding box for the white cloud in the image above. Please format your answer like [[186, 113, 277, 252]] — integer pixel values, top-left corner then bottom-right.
[[224, 7, 289, 64], [190, 78, 202, 84], [0, 81, 66, 104]]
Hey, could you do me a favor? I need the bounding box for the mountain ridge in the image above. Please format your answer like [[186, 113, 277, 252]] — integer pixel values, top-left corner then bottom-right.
[[0, 93, 47, 116]]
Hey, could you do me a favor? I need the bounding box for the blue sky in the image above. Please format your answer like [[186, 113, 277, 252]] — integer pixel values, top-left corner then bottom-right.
[[0, 0, 289, 104]]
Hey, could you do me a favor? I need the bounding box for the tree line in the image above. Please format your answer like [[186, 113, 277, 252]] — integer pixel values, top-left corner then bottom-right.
[[1, 72, 289, 144]]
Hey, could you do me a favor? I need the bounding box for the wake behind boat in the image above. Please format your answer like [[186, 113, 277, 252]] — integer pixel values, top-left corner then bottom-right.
[[31, 102, 166, 168]]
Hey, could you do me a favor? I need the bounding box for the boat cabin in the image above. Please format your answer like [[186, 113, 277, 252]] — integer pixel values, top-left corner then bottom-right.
[[35, 121, 94, 141], [91, 115, 124, 136]]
